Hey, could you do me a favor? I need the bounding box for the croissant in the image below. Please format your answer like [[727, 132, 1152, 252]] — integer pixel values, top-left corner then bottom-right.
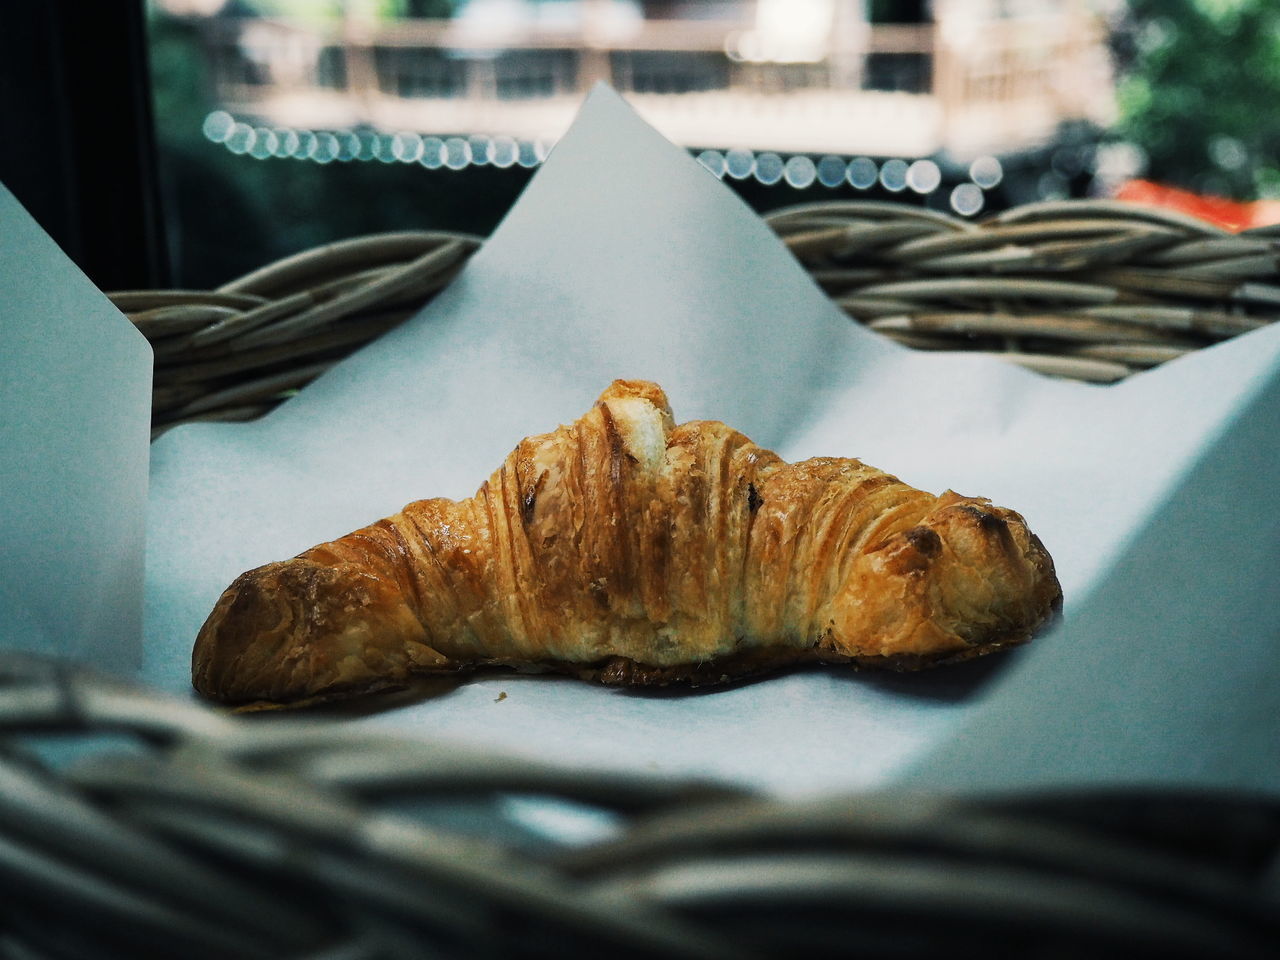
[[193, 380, 1061, 707]]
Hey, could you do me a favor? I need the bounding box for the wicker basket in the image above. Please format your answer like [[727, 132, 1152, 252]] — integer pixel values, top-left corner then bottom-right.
[[115, 199, 1279, 437], [18, 202, 1280, 953], [3, 652, 1277, 958]]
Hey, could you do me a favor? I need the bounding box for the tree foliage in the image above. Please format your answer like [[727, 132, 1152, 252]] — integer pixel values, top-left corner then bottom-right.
[[1116, 0, 1280, 200]]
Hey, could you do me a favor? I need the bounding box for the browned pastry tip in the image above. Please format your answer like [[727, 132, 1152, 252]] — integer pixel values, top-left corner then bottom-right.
[[819, 491, 1061, 665], [193, 380, 1061, 707], [191, 558, 444, 705]]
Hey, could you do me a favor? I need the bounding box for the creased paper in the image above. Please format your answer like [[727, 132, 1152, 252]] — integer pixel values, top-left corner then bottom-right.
[[0, 184, 152, 671]]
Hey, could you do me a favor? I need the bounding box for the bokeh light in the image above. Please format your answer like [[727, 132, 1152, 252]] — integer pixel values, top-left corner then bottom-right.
[[248, 127, 277, 160], [1037, 171, 1070, 200], [905, 159, 941, 194], [468, 135, 492, 165], [816, 155, 846, 188], [336, 131, 361, 162], [725, 148, 755, 180], [754, 152, 784, 185], [969, 155, 1003, 189], [391, 131, 423, 163], [846, 156, 878, 189], [201, 110, 234, 143], [783, 155, 817, 189], [517, 141, 540, 168], [294, 130, 317, 160], [381, 134, 403, 164], [356, 132, 379, 161], [420, 137, 445, 169], [223, 122, 255, 155], [443, 137, 472, 170], [202, 112, 970, 205], [312, 132, 340, 164], [697, 150, 727, 178], [950, 182, 984, 216], [490, 136, 518, 169], [879, 158, 909, 192], [274, 128, 298, 158]]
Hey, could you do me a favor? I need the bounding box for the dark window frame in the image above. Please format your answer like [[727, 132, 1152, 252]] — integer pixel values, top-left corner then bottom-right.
[[0, 0, 168, 291]]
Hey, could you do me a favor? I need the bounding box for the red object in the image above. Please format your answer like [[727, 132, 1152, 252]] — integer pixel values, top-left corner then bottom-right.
[[1115, 179, 1280, 232]]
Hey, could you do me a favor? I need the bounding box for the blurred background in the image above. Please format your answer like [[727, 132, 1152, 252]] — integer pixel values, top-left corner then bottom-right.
[[10, 1, 1280, 289]]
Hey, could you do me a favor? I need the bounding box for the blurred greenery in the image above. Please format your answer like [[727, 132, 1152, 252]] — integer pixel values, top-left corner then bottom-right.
[[1115, 0, 1280, 200]]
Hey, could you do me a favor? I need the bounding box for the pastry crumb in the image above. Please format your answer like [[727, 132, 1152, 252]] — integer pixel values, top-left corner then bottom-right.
[[494, 691, 507, 702]]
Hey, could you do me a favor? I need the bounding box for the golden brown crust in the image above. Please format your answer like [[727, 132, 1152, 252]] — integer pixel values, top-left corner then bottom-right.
[[192, 380, 1062, 706]]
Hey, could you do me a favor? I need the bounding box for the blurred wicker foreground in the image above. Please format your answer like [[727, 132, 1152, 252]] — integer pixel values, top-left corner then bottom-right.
[[5, 652, 1279, 958], [116, 199, 1280, 437]]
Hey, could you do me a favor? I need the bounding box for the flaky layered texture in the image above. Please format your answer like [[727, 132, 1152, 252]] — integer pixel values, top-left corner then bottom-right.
[[193, 380, 1061, 707]]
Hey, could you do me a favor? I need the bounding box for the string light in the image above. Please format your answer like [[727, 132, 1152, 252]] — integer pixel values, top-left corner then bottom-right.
[[468, 135, 493, 165], [374, 133, 398, 164], [443, 136, 471, 170], [950, 182, 984, 216], [313, 132, 340, 164], [275, 129, 299, 158], [754, 152, 784, 185], [906, 159, 941, 194], [224, 122, 255, 155], [421, 137, 445, 169], [202, 110, 234, 142], [879, 158, 909, 192], [295, 130, 317, 160], [337, 131, 361, 162], [356, 131, 379, 161], [199, 111, 1009, 207], [724, 148, 755, 179], [696, 150, 727, 177], [969, 155, 1003, 189], [391, 131, 424, 162], [517, 141, 540, 167], [816, 155, 846, 187], [846, 156, 878, 188], [783, 155, 817, 189], [248, 127, 277, 160]]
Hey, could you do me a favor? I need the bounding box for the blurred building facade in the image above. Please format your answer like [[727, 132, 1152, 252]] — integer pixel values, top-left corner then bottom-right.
[[176, 0, 1114, 161]]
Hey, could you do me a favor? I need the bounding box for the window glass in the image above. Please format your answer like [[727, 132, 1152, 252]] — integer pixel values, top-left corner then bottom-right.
[[147, 1, 1278, 287]]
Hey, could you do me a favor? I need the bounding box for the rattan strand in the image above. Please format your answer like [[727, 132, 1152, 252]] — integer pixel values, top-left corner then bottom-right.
[[0, 653, 1276, 959], [116, 201, 1280, 437]]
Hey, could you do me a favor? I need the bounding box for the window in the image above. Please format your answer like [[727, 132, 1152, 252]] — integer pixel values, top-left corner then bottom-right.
[[146, 0, 1130, 287]]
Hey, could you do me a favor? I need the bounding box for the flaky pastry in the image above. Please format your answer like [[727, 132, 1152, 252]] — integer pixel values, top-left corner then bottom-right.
[[193, 380, 1061, 707]]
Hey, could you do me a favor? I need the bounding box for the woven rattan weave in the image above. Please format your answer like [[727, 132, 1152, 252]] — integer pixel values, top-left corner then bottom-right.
[[45, 198, 1278, 956], [117, 199, 1280, 437], [3, 652, 1277, 958]]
